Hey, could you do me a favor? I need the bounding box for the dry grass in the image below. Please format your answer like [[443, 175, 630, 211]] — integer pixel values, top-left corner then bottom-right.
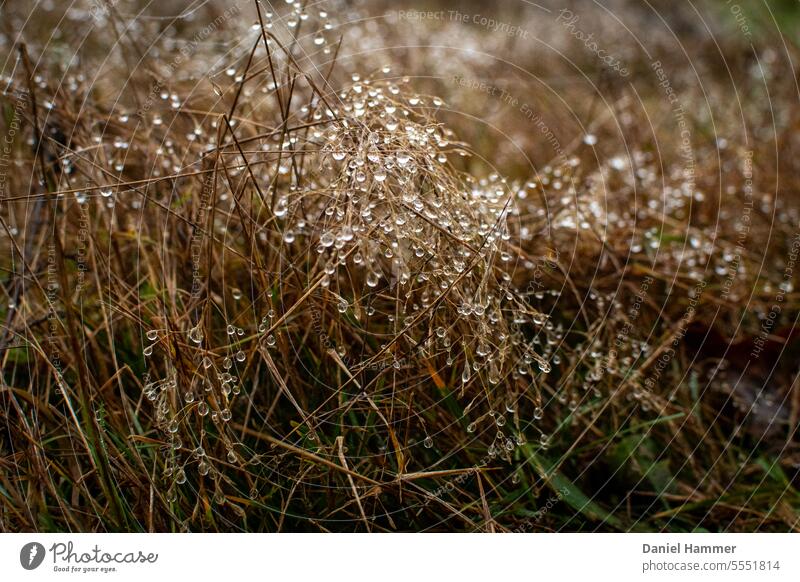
[[0, 0, 798, 532]]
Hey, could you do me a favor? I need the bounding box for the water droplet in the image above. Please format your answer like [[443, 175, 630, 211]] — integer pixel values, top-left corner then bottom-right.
[[461, 361, 471, 383], [175, 468, 187, 484], [146, 330, 158, 341], [423, 436, 433, 449], [188, 326, 204, 344], [320, 231, 335, 247]]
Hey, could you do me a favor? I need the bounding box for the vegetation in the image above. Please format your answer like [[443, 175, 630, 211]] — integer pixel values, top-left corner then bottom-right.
[[1, 0, 798, 532]]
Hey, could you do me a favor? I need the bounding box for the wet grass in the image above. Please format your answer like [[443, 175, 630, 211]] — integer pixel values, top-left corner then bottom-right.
[[0, 0, 798, 532]]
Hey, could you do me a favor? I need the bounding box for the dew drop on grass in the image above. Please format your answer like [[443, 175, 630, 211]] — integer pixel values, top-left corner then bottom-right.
[[188, 326, 203, 344], [467, 422, 476, 433], [461, 361, 471, 383], [146, 330, 158, 341], [320, 231, 335, 247], [533, 406, 544, 420], [423, 436, 433, 449], [274, 196, 288, 217], [198, 461, 209, 476], [197, 402, 209, 416], [495, 414, 506, 427], [175, 468, 187, 485], [143, 345, 153, 357], [235, 350, 246, 362], [227, 450, 237, 463], [220, 409, 232, 422]]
